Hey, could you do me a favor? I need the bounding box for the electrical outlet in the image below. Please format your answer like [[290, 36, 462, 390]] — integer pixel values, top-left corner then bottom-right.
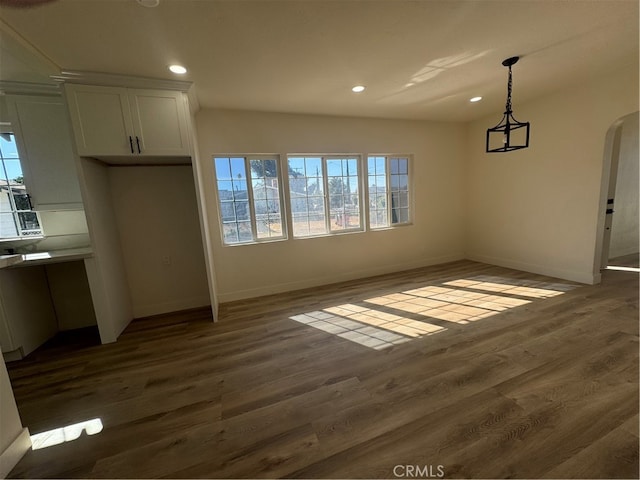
[[162, 255, 171, 265]]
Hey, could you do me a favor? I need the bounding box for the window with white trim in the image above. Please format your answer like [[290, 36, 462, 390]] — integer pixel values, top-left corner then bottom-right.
[[0, 133, 41, 239], [213, 156, 285, 244], [367, 155, 411, 228], [287, 155, 361, 237]]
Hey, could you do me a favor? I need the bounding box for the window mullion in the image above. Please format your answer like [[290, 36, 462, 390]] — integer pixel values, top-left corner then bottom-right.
[[11, 212, 21, 238], [245, 157, 259, 241], [358, 153, 371, 232], [357, 156, 365, 231], [278, 155, 291, 240], [1, 157, 20, 217], [386, 156, 392, 226], [6, 188, 19, 214], [322, 156, 331, 234]]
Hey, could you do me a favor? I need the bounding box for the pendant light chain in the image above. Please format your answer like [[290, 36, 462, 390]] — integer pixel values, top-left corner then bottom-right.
[[505, 66, 513, 115]]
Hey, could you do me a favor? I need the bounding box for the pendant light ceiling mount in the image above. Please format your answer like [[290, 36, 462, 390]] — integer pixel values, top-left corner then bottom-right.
[[501, 56, 520, 68], [486, 55, 530, 153]]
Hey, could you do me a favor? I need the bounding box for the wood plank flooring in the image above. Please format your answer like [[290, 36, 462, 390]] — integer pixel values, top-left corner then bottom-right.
[[6, 258, 639, 479]]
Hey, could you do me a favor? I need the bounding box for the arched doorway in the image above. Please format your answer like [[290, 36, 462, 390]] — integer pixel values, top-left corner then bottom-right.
[[594, 111, 639, 277]]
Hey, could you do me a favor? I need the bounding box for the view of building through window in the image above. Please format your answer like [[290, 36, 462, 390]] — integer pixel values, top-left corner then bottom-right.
[[214, 156, 285, 244], [213, 154, 411, 245], [0, 133, 41, 239], [288, 156, 361, 237], [368, 156, 410, 228]]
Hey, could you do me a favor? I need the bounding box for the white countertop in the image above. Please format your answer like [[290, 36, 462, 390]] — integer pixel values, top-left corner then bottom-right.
[[0, 247, 93, 268]]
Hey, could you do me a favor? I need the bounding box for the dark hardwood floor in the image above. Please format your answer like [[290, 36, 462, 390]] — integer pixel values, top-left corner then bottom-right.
[[6, 258, 639, 479]]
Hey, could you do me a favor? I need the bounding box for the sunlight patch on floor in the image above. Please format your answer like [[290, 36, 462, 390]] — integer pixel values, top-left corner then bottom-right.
[[30, 418, 103, 450], [290, 275, 577, 351], [290, 310, 416, 350], [606, 265, 640, 273], [444, 275, 577, 298]]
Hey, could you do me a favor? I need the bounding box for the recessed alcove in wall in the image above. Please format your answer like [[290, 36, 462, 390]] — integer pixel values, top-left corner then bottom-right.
[[107, 164, 211, 318]]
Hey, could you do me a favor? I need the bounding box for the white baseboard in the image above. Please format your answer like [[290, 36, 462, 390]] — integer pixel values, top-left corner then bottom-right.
[[132, 296, 212, 319], [218, 253, 465, 303], [0, 427, 30, 479], [466, 253, 598, 285]]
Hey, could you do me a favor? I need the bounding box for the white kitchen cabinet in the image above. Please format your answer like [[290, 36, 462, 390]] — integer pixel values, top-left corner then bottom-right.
[[65, 84, 191, 158], [5, 95, 83, 210]]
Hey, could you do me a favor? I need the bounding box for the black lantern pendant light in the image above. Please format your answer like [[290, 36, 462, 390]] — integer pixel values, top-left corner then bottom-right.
[[486, 56, 530, 153]]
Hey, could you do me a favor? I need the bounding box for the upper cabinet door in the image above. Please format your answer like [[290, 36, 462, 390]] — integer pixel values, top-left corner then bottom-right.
[[65, 84, 135, 157], [65, 84, 191, 159], [6, 95, 83, 210], [128, 89, 191, 157]]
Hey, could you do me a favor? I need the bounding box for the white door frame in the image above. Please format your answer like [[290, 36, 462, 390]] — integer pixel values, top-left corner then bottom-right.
[[592, 111, 638, 280]]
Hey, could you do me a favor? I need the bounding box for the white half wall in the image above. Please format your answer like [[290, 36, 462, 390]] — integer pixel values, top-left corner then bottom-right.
[[195, 109, 466, 302], [187, 109, 220, 319], [465, 63, 639, 284], [0, 356, 30, 478], [108, 165, 210, 318], [77, 157, 132, 343]]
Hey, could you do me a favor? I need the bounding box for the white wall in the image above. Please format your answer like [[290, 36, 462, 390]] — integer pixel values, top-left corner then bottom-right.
[[108, 165, 210, 318], [195, 109, 466, 302], [34, 210, 90, 251], [609, 112, 639, 258], [46, 260, 97, 331], [466, 63, 639, 284], [77, 157, 132, 343], [187, 109, 220, 319], [0, 356, 30, 478]]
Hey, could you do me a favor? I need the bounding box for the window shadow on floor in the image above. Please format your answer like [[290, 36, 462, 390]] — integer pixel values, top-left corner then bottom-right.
[[290, 274, 579, 350]]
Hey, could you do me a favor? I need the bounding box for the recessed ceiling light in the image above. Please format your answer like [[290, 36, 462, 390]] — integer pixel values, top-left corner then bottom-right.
[[137, 0, 160, 7], [169, 65, 187, 75], [470, 96, 483, 102], [352, 85, 366, 93]]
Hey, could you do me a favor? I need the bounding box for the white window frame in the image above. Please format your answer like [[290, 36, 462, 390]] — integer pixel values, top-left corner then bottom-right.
[[0, 127, 42, 240], [287, 154, 364, 238], [213, 154, 287, 245], [367, 154, 412, 229]]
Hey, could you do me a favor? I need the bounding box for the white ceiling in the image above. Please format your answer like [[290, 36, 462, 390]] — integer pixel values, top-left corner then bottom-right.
[[0, 0, 638, 121]]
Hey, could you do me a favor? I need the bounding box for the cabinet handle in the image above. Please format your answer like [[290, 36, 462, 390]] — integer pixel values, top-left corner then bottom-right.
[[129, 136, 134, 154], [136, 136, 141, 154]]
